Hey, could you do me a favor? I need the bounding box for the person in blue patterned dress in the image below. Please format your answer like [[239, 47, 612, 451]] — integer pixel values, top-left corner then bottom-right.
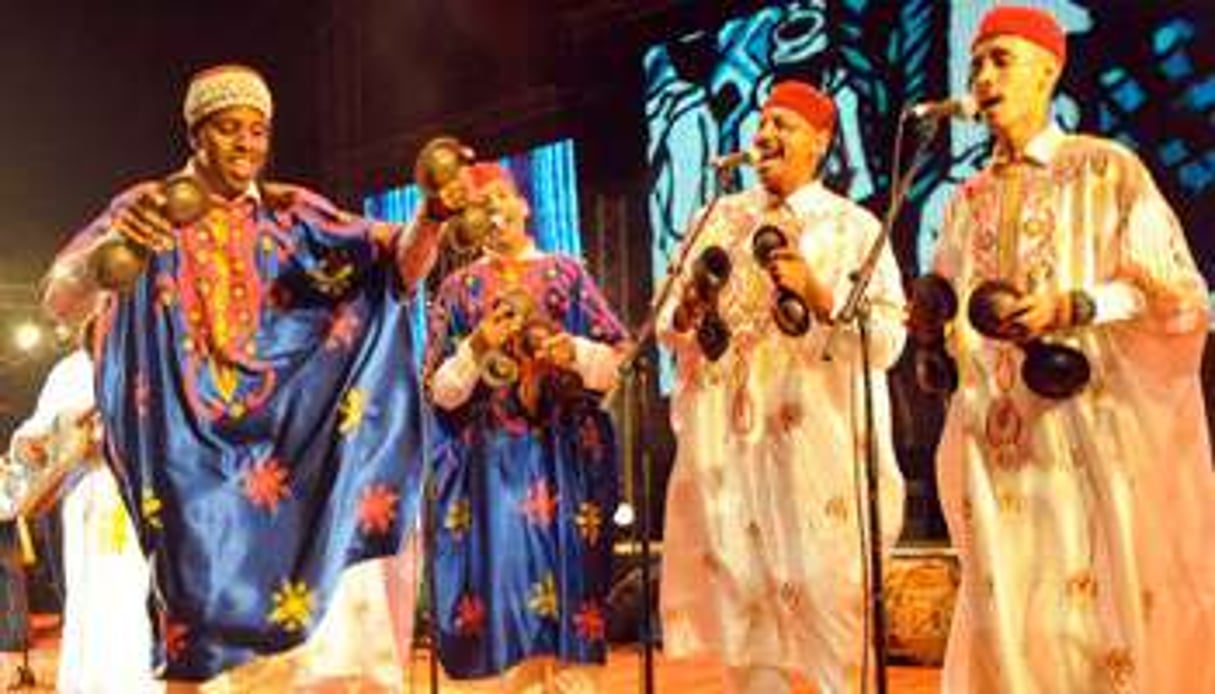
[[40, 64, 445, 688], [425, 162, 629, 693]]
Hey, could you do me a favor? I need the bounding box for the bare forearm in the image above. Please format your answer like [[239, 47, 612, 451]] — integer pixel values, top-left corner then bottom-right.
[[395, 215, 444, 287], [43, 242, 105, 329]]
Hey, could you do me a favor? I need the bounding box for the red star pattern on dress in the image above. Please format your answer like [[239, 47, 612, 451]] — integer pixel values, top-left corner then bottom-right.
[[160, 614, 190, 662], [573, 601, 606, 642], [519, 479, 560, 527], [243, 456, 291, 512], [578, 419, 603, 460], [267, 281, 293, 311], [134, 373, 151, 418], [324, 302, 361, 351], [357, 483, 399, 535], [454, 593, 486, 637]]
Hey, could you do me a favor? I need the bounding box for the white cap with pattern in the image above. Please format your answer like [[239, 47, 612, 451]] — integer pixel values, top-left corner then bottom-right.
[[182, 64, 273, 129]]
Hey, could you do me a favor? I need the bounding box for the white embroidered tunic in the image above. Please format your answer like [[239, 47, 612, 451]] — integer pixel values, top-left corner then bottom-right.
[[658, 180, 907, 691], [934, 124, 1215, 693]]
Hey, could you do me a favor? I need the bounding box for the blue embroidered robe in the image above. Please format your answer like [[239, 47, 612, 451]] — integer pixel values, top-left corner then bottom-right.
[[424, 253, 625, 678], [72, 183, 425, 680]]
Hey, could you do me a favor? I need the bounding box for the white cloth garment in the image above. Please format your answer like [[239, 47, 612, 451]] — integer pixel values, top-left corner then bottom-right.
[[933, 123, 1215, 693], [9, 349, 160, 694], [658, 180, 907, 692], [181, 546, 419, 693]]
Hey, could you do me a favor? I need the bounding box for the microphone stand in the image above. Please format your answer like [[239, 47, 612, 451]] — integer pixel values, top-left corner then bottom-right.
[[423, 432, 440, 694], [415, 256, 448, 694], [2, 518, 35, 691], [606, 163, 736, 694], [820, 109, 939, 694], [416, 220, 474, 694]]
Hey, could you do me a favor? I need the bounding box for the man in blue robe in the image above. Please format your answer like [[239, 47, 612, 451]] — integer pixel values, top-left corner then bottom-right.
[[41, 64, 444, 685]]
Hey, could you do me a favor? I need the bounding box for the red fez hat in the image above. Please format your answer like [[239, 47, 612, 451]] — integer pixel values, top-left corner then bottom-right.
[[973, 6, 1067, 67], [763, 80, 836, 134], [465, 162, 516, 191]]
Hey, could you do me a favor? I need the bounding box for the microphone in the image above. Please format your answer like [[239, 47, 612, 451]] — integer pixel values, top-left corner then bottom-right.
[[709, 148, 757, 170], [908, 95, 979, 121]]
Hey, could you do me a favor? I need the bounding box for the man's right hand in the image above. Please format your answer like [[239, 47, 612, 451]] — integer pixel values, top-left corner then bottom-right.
[[470, 302, 525, 356], [109, 188, 176, 253], [434, 176, 472, 219]]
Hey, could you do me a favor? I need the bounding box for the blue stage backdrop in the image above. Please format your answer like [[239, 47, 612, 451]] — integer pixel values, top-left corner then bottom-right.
[[644, 0, 1214, 388], [363, 138, 583, 359]]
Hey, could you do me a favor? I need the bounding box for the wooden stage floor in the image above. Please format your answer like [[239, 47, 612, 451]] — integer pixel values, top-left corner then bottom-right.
[[13, 616, 941, 692], [404, 648, 941, 693]]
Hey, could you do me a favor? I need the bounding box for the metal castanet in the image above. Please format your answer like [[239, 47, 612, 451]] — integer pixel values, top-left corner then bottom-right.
[[415, 135, 501, 256], [968, 279, 1091, 399], [478, 288, 537, 388], [907, 273, 959, 395], [443, 202, 496, 255], [672, 245, 733, 361], [90, 174, 209, 292], [751, 224, 812, 337], [477, 289, 586, 408], [415, 136, 475, 198], [89, 235, 149, 292], [163, 173, 209, 226]]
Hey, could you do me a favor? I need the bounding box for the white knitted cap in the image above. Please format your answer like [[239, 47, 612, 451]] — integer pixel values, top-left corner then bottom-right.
[[182, 64, 273, 129]]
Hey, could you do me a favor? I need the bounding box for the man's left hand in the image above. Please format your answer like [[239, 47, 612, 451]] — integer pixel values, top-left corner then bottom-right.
[[1001, 292, 1069, 341], [766, 247, 833, 319], [536, 332, 576, 369]]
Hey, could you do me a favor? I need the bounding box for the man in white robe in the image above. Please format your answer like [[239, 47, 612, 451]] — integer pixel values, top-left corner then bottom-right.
[[7, 347, 160, 693], [10, 349, 418, 693], [931, 6, 1215, 692], [658, 80, 907, 694]]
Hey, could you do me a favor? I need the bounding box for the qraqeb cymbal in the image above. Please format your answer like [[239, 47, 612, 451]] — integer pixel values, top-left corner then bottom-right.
[[967, 279, 1091, 400], [162, 173, 209, 226]]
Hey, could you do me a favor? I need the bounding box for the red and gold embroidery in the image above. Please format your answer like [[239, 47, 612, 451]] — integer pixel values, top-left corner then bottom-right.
[[1103, 648, 1135, 690], [176, 200, 276, 418]]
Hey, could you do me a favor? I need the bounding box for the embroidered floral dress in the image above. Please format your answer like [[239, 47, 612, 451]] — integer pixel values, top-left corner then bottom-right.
[[657, 181, 906, 692], [934, 124, 1215, 693], [425, 249, 627, 678], [45, 181, 428, 681]]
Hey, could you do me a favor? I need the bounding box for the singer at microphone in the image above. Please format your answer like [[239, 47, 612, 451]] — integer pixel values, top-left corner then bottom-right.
[[708, 149, 756, 170], [907, 94, 979, 121], [656, 79, 908, 694]]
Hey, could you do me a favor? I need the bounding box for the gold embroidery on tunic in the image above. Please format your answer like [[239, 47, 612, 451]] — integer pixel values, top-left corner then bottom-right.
[[824, 496, 849, 523], [1065, 569, 1098, 604], [995, 489, 1024, 516], [1102, 648, 1135, 690]]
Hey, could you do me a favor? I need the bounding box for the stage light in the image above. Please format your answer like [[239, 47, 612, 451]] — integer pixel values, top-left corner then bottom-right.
[[12, 320, 44, 353], [613, 502, 636, 528]]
